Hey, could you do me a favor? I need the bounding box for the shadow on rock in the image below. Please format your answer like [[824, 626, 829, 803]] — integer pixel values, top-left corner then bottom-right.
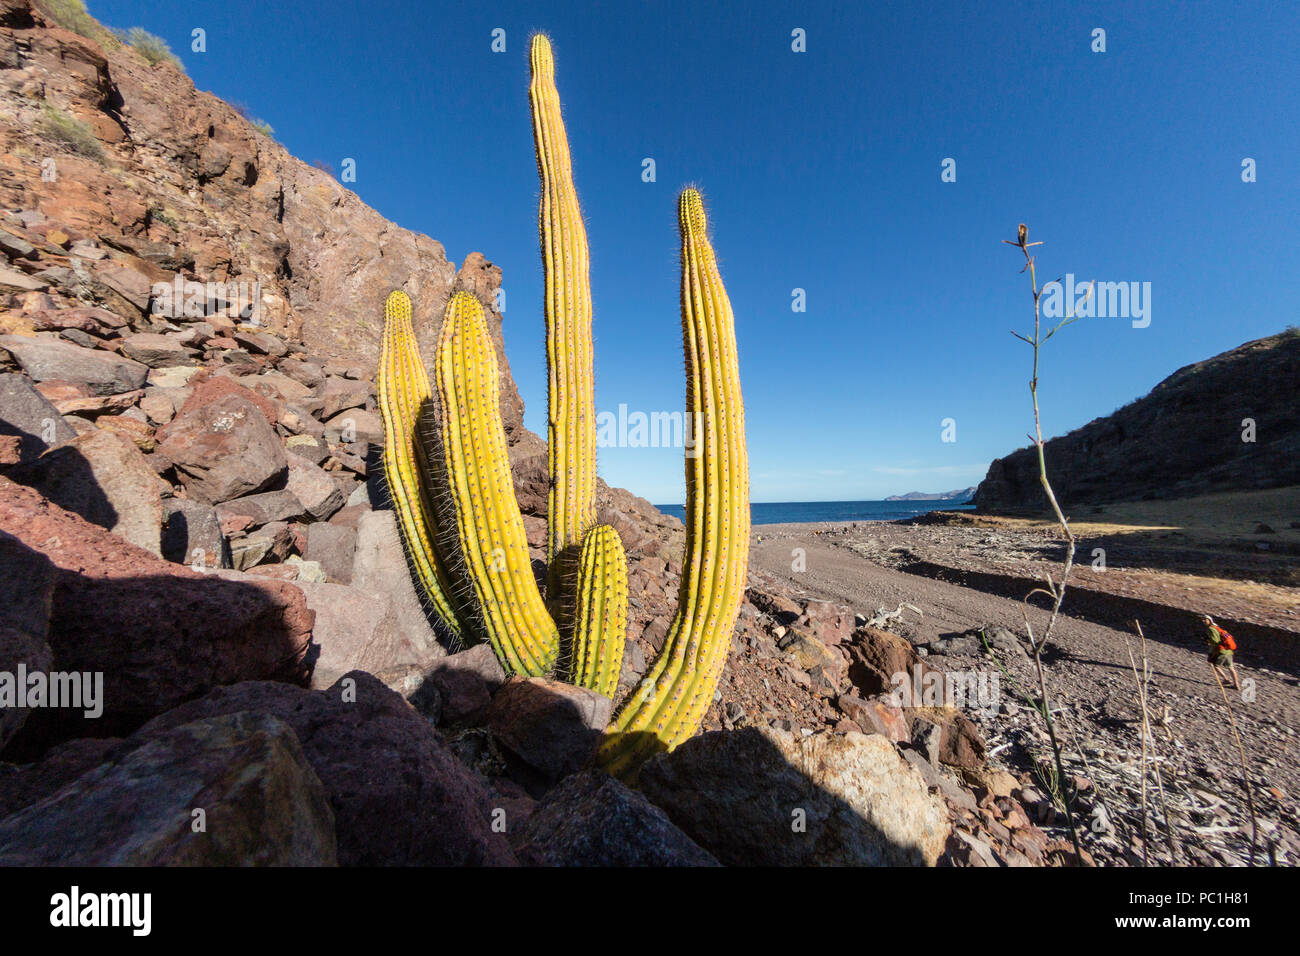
[[0, 477, 312, 761]]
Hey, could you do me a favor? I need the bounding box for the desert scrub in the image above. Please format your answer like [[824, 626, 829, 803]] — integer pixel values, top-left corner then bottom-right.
[[35, 0, 101, 40], [38, 104, 105, 162], [229, 102, 274, 137], [116, 27, 182, 69]]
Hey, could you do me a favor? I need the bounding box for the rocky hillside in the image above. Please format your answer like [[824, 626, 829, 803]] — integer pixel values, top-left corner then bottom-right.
[[0, 0, 528, 437], [0, 0, 1084, 867], [975, 330, 1300, 512]]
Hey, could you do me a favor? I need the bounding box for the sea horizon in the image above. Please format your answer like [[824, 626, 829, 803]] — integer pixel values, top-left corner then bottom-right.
[[654, 498, 976, 526]]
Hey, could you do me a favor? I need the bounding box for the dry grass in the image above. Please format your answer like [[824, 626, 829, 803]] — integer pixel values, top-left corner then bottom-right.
[[973, 486, 1300, 541]]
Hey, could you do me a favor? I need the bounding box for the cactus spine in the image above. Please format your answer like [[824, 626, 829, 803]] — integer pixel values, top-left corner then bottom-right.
[[597, 189, 750, 777], [434, 291, 560, 676], [377, 290, 463, 640], [530, 34, 598, 601], [569, 524, 628, 698]]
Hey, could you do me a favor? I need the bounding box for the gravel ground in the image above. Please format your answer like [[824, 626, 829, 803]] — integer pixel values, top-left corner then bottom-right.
[[748, 519, 1300, 866]]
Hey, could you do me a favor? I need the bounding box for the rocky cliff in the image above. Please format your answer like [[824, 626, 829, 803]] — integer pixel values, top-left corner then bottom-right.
[[0, 0, 528, 437], [975, 330, 1300, 512]]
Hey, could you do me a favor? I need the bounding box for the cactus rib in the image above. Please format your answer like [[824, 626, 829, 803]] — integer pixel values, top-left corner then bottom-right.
[[377, 290, 463, 639], [434, 291, 560, 675], [530, 33, 598, 598], [569, 524, 628, 698], [598, 189, 750, 776]]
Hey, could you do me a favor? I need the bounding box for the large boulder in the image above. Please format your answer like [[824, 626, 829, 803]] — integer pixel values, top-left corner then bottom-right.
[[637, 726, 950, 866], [303, 522, 355, 583], [138, 673, 516, 865], [351, 509, 444, 657], [157, 391, 287, 504], [414, 644, 505, 726], [7, 428, 162, 554], [487, 677, 612, 788], [291, 580, 437, 690], [515, 771, 719, 866], [0, 372, 76, 463], [0, 711, 337, 865], [119, 332, 199, 368], [0, 336, 148, 395], [0, 477, 313, 755], [847, 626, 924, 697]]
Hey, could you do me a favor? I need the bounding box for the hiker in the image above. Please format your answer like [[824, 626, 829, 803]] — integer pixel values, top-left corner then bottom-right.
[[1202, 614, 1241, 691]]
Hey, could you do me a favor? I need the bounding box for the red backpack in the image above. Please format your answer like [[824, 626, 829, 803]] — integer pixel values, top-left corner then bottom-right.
[[1212, 625, 1237, 652]]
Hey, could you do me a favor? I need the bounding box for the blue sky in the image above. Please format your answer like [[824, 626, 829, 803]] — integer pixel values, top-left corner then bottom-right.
[[93, 0, 1299, 504]]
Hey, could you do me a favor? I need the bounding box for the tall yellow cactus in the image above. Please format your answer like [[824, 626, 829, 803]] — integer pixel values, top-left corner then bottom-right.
[[377, 290, 463, 640], [376, 39, 750, 778], [530, 33, 598, 603], [597, 190, 750, 777], [434, 291, 560, 676], [569, 524, 628, 698]]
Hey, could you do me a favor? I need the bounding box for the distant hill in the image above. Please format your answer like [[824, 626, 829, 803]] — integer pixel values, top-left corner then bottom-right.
[[885, 487, 976, 502], [975, 330, 1300, 512]]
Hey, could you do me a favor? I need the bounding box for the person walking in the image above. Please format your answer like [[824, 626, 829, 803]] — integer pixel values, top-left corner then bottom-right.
[[1202, 614, 1241, 692]]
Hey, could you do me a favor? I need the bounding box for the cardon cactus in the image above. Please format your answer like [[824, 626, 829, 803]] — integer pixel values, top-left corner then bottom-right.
[[595, 190, 750, 776], [377, 34, 749, 776], [530, 34, 598, 606], [569, 524, 628, 698], [377, 289, 463, 641], [435, 291, 560, 676]]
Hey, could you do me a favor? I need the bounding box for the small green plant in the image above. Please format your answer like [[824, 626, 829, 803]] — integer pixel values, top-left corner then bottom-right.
[[36, 0, 100, 40], [149, 205, 179, 230], [38, 104, 105, 162], [119, 27, 182, 69], [231, 101, 274, 137]]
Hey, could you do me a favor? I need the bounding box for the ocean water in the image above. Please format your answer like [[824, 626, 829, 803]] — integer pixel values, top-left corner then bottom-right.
[[654, 499, 975, 526]]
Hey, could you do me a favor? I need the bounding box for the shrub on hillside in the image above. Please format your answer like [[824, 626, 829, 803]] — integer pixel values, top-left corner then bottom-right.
[[116, 26, 182, 68], [38, 103, 106, 162], [36, 0, 100, 40]]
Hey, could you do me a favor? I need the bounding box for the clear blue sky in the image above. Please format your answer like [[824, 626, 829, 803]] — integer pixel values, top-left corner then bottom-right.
[[93, 0, 1299, 504]]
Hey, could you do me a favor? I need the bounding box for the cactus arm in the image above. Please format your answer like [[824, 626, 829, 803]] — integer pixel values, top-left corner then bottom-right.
[[530, 33, 598, 598], [377, 290, 464, 640], [598, 189, 750, 776], [434, 291, 560, 676], [569, 524, 628, 698]]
